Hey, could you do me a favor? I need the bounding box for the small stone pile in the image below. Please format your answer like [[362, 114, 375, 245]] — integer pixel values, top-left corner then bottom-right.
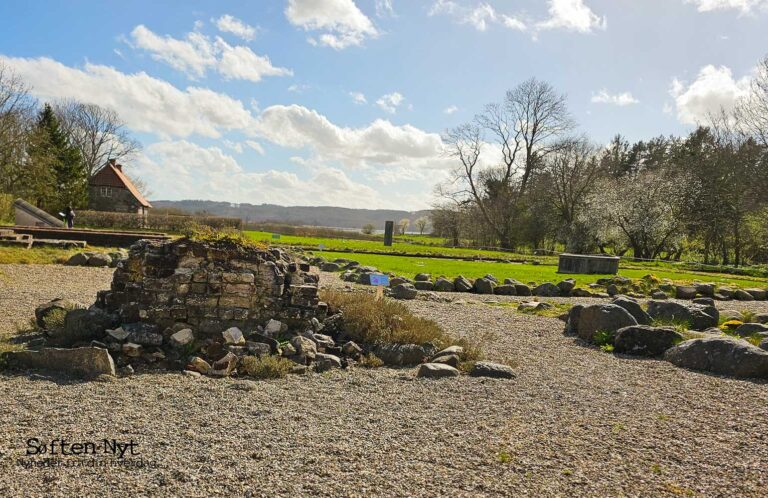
[[65, 250, 127, 268]]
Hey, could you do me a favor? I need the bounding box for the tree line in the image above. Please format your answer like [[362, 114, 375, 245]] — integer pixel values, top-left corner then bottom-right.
[[0, 62, 141, 215], [432, 56, 768, 267]]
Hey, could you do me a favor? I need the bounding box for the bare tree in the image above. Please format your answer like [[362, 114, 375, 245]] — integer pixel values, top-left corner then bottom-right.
[[736, 55, 768, 147], [397, 218, 410, 235], [0, 62, 38, 192], [415, 216, 429, 235], [54, 99, 141, 179]]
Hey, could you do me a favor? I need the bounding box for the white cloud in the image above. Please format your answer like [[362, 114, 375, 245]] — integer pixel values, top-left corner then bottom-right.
[[443, 105, 459, 114], [349, 91, 367, 104], [288, 83, 311, 93], [285, 0, 379, 49], [684, 0, 768, 13], [428, 1, 527, 32], [223, 140, 244, 153], [375, 0, 395, 17], [536, 0, 607, 33], [670, 65, 750, 124], [135, 140, 390, 208], [0, 55, 258, 139], [591, 90, 639, 106], [375, 92, 405, 113], [251, 104, 450, 172], [214, 14, 257, 41], [130, 25, 291, 82], [245, 140, 266, 155]]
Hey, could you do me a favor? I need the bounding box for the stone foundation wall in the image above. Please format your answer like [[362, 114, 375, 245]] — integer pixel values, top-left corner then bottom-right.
[[96, 238, 324, 337]]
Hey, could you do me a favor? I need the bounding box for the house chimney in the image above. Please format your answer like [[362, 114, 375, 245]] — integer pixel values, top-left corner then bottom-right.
[[109, 158, 116, 165]]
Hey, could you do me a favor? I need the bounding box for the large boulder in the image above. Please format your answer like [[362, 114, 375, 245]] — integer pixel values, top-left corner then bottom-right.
[[413, 281, 434, 291], [675, 285, 698, 300], [514, 284, 532, 297], [571, 304, 638, 343], [320, 262, 341, 272], [614, 325, 683, 357], [533, 283, 560, 297], [474, 277, 496, 295], [647, 301, 718, 331], [453, 276, 473, 293], [392, 283, 418, 300], [557, 279, 576, 296], [611, 296, 651, 325], [564, 304, 584, 336], [734, 289, 755, 301], [414, 273, 431, 282], [433, 277, 455, 292], [733, 323, 768, 338], [34, 298, 84, 329], [494, 285, 517, 296], [745, 288, 767, 300], [3, 347, 115, 378], [373, 343, 432, 366], [664, 337, 768, 379], [86, 253, 112, 267], [64, 253, 89, 266], [49, 308, 115, 346]]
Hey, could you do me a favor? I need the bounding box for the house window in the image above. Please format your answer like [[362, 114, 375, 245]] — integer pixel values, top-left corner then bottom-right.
[[100, 187, 113, 197]]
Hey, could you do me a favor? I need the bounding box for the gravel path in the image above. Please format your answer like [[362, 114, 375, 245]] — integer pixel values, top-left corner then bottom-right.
[[0, 265, 767, 496]]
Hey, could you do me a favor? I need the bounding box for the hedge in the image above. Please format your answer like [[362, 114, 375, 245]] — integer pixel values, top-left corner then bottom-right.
[[76, 210, 242, 232]]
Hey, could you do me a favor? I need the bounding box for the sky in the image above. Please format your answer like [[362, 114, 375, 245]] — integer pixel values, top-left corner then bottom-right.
[[1, 0, 767, 210]]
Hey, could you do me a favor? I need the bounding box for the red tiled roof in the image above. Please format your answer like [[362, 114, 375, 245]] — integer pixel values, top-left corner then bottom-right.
[[90, 163, 152, 208]]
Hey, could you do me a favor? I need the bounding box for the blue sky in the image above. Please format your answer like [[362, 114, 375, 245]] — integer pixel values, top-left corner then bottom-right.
[[1, 0, 767, 209]]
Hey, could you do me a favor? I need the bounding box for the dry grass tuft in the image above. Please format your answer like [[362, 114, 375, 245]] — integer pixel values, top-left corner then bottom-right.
[[240, 355, 293, 379]]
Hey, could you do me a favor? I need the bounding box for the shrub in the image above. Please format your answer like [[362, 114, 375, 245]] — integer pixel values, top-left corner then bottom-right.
[[320, 290, 483, 360], [42, 308, 66, 330], [240, 355, 293, 379]]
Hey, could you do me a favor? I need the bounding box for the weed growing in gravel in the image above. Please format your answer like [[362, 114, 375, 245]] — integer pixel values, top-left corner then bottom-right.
[[358, 353, 384, 368], [740, 310, 758, 323], [321, 290, 483, 360], [651, 317, 692, 334], [497, 451, 512, 464], [240, 355, 293, 379], [513, 302, 572, 318], [593, 330, 615, 352]]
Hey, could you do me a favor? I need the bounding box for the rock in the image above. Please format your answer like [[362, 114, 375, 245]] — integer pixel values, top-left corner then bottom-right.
[[106, 327, 130, 342], [389, 277, 410, 288], [647, 301, 718, 331], [518, 301, 553, 312], [695, 283, 715, 297], [483, 274, 498, 283], [533, 282, 560, 297], [291, 336, 317, 360], [392, 283, 418, 300], [342, 341, 363, 356], [50, 308, 115, 346], [718, 287, 735, 298], [416, 363, 460, 379], [720, 310, 744, 322], [651, 290, 668, 300], [692, 297, 716, 307], [734, 289, 755, 301], [248, 332, 280, 354], [86, 253, 112, 267], [3, 347, 115, 378], [745, 288, 767, 300], [572, 304, 638, 343], [35, 298, 84, 329], [474, 277, 496, 295], [245, 341, 271, 356], [122, 324, 162, 347], [433, 277, 455, 292], [557, 279, 576, 295], [433, 345, 464, 360], [264, 319, 284, 336], [320, 262, 341, 272], [313, 333, 336, 349], [170, 328, 194, 347], [664, 337, 768, 379], [675, 285, 698, 300], [431, 354, 461, 368], [572, 288, 593, 298], [65, 252, 89, 266], [510, 284, 529, 296], [564, 305, 584, 336], [187, 356, 211, 374], [611, 296, 651, 325], [754, 313, 768, 324], [613, 325, 683, 356], [281, 343, 297, 356], [373, 343, 432, 366], [606, 284, 619, 297], [414, 273, 431, 282], [491, 284, 515, 296], [314, 353, 342, 372], [119, 364, 134, 377], [121, 342, 142, 357], [469, 361, 516, 379], [210, 352, 238, 376], [760, 338, 768, 352], [733, 323, 768, 337], [223, 327, 245, 345], [413, 281, 435, 291], [453, 276, 473, 293]]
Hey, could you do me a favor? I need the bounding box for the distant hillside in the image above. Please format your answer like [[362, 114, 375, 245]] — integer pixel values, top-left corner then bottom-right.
[[151, 200, 432, 230]]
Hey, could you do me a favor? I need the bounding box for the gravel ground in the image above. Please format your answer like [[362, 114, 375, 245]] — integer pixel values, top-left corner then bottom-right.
[[0, 265, 767, 497]]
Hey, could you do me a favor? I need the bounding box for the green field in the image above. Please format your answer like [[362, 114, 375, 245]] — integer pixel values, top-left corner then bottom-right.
[[316, 251, 768, 288]]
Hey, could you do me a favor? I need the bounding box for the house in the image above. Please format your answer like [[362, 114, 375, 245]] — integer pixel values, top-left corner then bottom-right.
[[88, 159, 151, 217]]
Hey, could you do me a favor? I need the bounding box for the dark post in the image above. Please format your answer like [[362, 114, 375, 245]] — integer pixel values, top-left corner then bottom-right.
[[383, 221, 394, 246]]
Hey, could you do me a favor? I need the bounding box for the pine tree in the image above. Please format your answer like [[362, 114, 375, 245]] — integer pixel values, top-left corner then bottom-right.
[[29, 103, 87, 211]]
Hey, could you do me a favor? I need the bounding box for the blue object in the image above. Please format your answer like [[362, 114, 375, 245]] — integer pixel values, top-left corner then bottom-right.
[[369, 274, 390, 286]]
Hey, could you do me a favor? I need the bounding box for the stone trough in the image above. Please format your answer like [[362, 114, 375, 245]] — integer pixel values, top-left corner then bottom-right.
[[557, 253, 620, 275]]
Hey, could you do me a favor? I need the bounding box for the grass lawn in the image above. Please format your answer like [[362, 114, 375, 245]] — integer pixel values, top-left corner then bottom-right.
[[244, 230, 550, 262], [317, 251, 768, 288]]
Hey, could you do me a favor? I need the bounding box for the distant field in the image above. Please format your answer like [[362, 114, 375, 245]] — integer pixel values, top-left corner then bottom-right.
[[317, 251, 768, 288], [244, 230, 547, 261]]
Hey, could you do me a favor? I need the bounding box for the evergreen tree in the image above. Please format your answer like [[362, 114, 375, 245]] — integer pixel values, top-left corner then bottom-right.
[[29, 103, 87, 211]]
